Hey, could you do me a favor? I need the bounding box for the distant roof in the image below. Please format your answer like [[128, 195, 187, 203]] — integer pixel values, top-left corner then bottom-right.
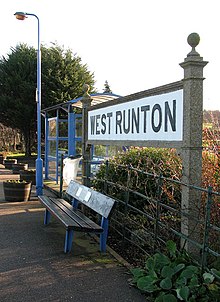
[[69, 92, 121, 108], [42, 93, 121, 113]]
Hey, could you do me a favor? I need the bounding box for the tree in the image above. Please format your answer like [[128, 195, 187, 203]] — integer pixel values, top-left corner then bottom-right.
[[0, 43, 96, 156], [103, 80, 112, 93], [41, 43, 96, 108]]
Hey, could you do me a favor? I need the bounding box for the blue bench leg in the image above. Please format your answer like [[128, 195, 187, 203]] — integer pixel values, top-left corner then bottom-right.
[[44, 209, 51, 225], [72, 198, 78, 209], [64, 229, 74, 253], [100, 217, 109, 252]]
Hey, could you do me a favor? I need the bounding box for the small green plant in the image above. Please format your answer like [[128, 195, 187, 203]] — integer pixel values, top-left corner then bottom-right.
[[6, 180, 29, 183], [24, 169, 36, 173], [5, 158, 17, 161], [131, 240, 220, 301]]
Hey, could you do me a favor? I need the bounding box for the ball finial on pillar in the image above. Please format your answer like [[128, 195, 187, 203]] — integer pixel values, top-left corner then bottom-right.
[[187, 33, 200, 57], [83, 84, 90, 96]]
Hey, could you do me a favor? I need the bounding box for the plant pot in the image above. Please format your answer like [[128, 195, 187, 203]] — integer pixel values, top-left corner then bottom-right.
[[0, 155, 6, 164], [12, 163, 28, 174], [20, 169, 36, 185], [3, 180, 32, 202], [3, 159, 18, 169]]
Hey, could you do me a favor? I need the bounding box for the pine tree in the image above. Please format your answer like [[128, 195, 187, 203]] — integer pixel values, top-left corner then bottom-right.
[[103, 80, 112, 93], [0, 43, 95, 155]]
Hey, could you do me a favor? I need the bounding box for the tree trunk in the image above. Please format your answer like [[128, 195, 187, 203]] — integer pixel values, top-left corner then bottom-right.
[[23, 131, 32, 157]]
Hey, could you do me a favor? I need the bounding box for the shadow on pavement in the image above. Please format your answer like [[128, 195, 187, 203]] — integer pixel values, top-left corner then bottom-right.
[[0, 164, 147, 302]]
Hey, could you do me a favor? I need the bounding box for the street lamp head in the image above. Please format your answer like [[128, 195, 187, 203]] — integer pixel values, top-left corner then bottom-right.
[[14, 12, 27, 20]]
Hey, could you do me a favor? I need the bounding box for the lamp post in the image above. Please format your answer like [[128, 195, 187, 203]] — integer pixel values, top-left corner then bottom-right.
[[14, 12, 43, 195]]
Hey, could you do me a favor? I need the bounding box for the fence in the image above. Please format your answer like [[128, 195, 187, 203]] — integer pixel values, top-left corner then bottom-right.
[[90, 160, 220, 270]]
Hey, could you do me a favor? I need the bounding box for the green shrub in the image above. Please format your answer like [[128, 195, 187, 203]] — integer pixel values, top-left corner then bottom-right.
[[131, 240, 220, 301], [94, 147, 182, 209], [93, 147, 220, 268]]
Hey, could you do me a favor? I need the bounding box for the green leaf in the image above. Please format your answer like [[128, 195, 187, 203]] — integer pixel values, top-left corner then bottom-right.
[[187, 265, 199, 273], [180, 266, 199, 279], [149, 270, 158, 279], [176, 286, 190, 301], [137, 275, 159, 292], [208, 283, 219, 291], [155, 292, 166, 302], [162, 294, 178, 302], [130, 268, 145, 282], [188, 297, 196, 302], [207, 283, 220, 299], [197, 285, 206, 295], [160, 277, 172, 290], [203, 272, 215, 284], [145, 257, 155, 271], [211, 268, 220, 279], [173, 263, 185, 274], [154, 253, 171, 271], [155, 296, 164, 302], [166, 240, 177, 257], [188, 275, 199, 287], [176, 276, 187, 287], [130, 267, 145, 277], [161, 266, 175, 278]]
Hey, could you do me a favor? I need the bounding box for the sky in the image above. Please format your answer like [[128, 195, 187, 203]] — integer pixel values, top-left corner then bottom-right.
[[1, 0, 220, 110]]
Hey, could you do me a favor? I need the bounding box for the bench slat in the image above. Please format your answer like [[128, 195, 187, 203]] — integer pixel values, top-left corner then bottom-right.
[[39, 196, 103, 233], [51, 197, 103, 233], [39, 195, 79, 230]]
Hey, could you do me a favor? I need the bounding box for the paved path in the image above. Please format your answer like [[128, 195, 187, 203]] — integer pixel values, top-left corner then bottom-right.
[[0, 164, 147, 302]]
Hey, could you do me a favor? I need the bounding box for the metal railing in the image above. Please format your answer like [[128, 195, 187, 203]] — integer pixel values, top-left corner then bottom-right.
[[90, 161, 220, 269]]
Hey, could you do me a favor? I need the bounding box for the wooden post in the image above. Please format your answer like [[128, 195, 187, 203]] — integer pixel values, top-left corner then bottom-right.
[[81, 84, 92, 187], [180, 33, 208, 255]]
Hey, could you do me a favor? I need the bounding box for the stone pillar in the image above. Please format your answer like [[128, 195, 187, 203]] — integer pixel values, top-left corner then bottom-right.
[[180, 33, 208, 254], [81, 84, 92, 187]]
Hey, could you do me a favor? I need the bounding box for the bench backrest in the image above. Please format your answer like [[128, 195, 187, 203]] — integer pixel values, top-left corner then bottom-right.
[[66, 180, 115, 219]]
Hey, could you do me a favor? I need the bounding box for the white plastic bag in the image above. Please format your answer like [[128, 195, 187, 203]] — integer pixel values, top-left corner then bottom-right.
[[63, 156, 81, 185]]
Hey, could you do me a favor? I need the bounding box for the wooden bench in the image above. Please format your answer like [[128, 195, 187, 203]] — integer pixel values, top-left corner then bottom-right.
[[38, 180, 115, 253]]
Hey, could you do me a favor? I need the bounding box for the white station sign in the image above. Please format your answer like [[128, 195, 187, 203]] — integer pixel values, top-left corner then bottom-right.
[[88, 89, 183, 142]]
